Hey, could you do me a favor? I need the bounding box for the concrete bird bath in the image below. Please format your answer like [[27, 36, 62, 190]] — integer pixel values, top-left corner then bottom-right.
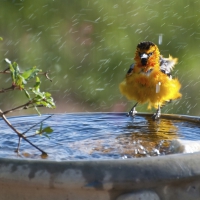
[[0, 113, 200, 200]]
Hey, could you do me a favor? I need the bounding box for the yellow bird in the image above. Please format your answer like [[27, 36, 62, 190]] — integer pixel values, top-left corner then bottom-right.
[[119, 41, 182, 120]]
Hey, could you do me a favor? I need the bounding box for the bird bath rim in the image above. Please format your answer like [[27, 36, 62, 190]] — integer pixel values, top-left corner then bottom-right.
[[55, 111, 200, 121], [9, 111, 200, 123], [1, 151, 200, 200]]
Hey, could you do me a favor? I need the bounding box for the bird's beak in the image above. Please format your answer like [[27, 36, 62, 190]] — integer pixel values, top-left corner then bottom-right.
[[140, 53, 148, 66]]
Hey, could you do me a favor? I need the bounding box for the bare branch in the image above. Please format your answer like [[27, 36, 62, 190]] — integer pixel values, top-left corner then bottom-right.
[[3, 102, 31, 115], [0, 69, 10, 74], [0, 109, 47, 155], [0, 110, 22, 136], [0, 86, 15, 93], [3, 104, 45, 115], [15, 137, 22, 153]]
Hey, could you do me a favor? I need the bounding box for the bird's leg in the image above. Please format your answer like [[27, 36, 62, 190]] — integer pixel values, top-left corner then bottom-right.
[[152, 104, 161, 120], [127, 102, 138, 117]]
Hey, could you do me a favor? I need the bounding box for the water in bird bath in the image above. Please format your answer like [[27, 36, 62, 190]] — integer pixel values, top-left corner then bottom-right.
[[0, 113, 200, 160]]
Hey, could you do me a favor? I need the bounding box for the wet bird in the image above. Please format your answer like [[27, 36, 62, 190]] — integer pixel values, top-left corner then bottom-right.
[[119, 41, 182, 120]]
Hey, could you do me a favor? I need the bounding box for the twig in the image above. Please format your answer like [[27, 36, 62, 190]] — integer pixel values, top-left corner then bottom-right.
[[44, 72, 52, 82], [3, 67, 10, 73], [3, 103, 45, 115], [0, 109, 47, 155], [0, 70, 53, 82], [15, 137, 22, 153], [23, 115, 53, 135], [0, 69, 10, 74], [0, 86, 15, 93], [2, 102, 31, 115]]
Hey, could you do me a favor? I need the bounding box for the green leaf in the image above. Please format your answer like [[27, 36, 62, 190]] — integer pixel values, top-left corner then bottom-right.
[[23, 89, 31, 99], [0, 37, 3, 41], [34, 105, 41, 115], [30, 85, 56, 109], [7, 61, 16, 84], [36, 124, 53, 139], [22, 67, 42, 81], [42, 126, 53, 133], [33, 76, 41, 91], [4, 58, 55, 117], [16, 74, 26, 88], [13, 62, 20, 82], [4, 60, 43, 90], [44, 92, 51, 98], [42, 127, 53, 139], [5, 60, 23, 88]]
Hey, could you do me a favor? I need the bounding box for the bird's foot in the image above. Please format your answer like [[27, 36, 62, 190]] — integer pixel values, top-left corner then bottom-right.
[[152, 109, 161, 120], [126, 108, 137, 117]]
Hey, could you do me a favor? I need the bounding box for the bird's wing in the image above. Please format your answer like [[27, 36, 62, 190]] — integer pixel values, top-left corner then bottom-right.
[[159, 55, 177, 76], [126, 63, 134, 75]]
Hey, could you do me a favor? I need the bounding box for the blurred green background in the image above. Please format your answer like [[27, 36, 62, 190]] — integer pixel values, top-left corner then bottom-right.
[[0, 0, 199, 116]]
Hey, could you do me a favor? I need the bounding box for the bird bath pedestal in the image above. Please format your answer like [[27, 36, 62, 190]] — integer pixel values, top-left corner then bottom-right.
[[0, 113, 200, 200]]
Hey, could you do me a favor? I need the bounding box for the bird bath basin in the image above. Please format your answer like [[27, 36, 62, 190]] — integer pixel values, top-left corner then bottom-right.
[[1, 113, 200, 200]]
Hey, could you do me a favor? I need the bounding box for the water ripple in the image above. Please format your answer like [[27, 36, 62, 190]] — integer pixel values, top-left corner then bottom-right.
[[0, 113, 200, 160]]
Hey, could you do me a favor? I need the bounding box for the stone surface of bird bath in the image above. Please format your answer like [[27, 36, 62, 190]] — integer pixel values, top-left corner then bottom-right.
[[0, 113, 200, 200]]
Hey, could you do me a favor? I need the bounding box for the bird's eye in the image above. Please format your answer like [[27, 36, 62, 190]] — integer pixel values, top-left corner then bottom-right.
[[148, 52, 153, 56]]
